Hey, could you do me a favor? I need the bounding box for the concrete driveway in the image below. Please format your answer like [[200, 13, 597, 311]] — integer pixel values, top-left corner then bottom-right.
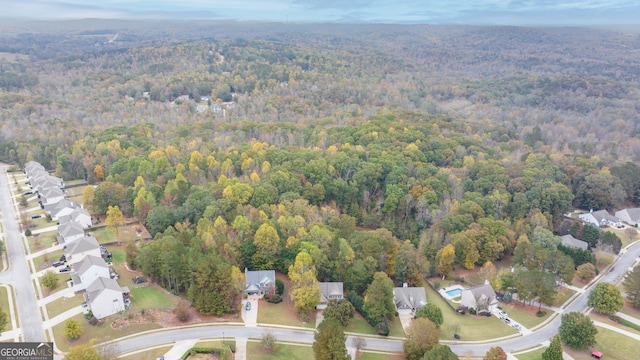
[[241, 298, 258, 327]]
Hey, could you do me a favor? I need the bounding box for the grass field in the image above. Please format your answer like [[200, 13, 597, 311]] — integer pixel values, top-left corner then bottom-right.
[[119, 346, 172, 360], [616, 300, 640, 320], [424, 281, 517, 341], [501, 301, 550, 329], [0, 285, 14, 331], [45, 294, 84, 319], [129, 286, 179, 310], [246, 341, 313, 360], [345, 312, 377, 335], [564, 326, 640, 360], [186, 340, 234, 359], [515, 347, 546, 359], [33, 249, 64, 271], [28, 233, 58, 253], [387, 316, 405, 337], [52, 312, 161, 352], [39, 271, 73, 297], [356, 353, 405, 360], [257, 299, 315, 329]]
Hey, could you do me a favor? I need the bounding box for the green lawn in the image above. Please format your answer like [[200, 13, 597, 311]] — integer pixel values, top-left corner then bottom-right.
[[28, 233, 58, 253], [119, 346, 173, 360], [45, 294, 84, 319], [52, 312, 161, 352], [515, 348, 546, 360], [257, 299, 315, 329], [345, 312, 377, 335], [0, 285, 14, 331], [387, 316, 405, 337], [91, 227, 118, 244], [39, 272, 73, 297], [616, 299, 640, 320], [186, 340, 234, 359], [357, 352, 405, 360], [564, 326, 640, 360], [129, 286, 179, 310], [246, 341, 313, 360], [501, 302, 550, 329], [424, 282, 517, 341]]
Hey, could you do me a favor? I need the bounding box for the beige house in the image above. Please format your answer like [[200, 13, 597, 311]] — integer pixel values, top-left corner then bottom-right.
[[317, 282, 344, 309]]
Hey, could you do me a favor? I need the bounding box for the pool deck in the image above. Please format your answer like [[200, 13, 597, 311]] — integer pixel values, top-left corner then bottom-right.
[[439, 284, 465, 303]]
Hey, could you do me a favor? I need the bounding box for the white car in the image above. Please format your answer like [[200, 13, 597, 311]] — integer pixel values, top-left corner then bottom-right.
[[497, 310, 508, 318]]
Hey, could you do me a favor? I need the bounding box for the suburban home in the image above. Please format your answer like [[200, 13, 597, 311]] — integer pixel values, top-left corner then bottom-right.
[[24, 161, 45, 176], [58, 207, 92, 229], [56, 221, 85, 245], [30, 173, 64, 193], [40, 187, 65, 205], [615, 208, 640, 227], [64, 235, 101, 266], [560, 234, 589, 250], [71, 255, 110, 292], [460, 283, 498, 312], [45, 199, 81, 221], [393, 285, 427, 315], [317, 282, 344, 309], [245, 269, 276, 297], [578, 210, 622, 228], [84, 277, 129, 319]]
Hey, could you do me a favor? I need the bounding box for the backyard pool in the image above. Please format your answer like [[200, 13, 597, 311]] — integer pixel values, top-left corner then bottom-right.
[[446, 288, 462, 297]]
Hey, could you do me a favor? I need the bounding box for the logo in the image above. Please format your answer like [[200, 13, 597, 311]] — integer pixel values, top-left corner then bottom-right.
[[0, 342, 54, 360]]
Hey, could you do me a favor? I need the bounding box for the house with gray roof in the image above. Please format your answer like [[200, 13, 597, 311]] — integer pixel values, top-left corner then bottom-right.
[[393, 285, 427, 315], [560, 234, 589, 250], [59, 207, 92, 229], [71, 255, 110, 292], [84, 277, 129, 319], [64, 235, 101, 266], [460, 283, 498, 312], [317, 282, 344, 309], [245, 269, 275, 297], [45, 199, 81, 221], [579, 210, 622, 228], [615, 208, 640, 227], [57, 221, 85, 245], [24, 161, 45, 176], [40, 187, 64, 205]]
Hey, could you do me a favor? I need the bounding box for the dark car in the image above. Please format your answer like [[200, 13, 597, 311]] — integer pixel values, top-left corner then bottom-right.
[[31, 214, 41, 219], [59, 266, 71, 273], [59, 255, 66, 262], [502, 317, 511, 324], [52, 261, 65, 267], [24, 191, 33, 195]]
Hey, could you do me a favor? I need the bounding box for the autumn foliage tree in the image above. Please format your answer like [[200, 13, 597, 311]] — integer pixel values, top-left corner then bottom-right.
[[288, 251, 320, 315], [587, 282, 623, 315], [403, 318, 439, 360], [483, 347, 507, 360], [436, 244, 455, 277]]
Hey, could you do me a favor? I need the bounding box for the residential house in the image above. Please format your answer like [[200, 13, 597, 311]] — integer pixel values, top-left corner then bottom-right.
[[615, 208, 640, 226], [45, 199, 81, 221], [84, 277, 129, 319], [64, 235, 101, 266], [56, 221, 85, 245], [245, 269, 276, 297], [560, 234, 589, 250], [317, 282, 344, 310], [460, 283, 498, 312], [393, 285, 427, 315], [40, 187, 64, 206], [58, 207, 92, 229], [24, 161, 45, 176], [30, 173, 64, 193], [71, 255, 110, 292], [579, 210, 622, 228]]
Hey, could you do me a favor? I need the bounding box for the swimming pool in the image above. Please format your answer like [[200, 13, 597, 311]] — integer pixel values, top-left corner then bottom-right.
[[446, 288, 462, 297]]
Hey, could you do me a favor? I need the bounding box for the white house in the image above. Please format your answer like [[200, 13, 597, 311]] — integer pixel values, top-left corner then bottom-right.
[[579, 210, 622, 228], [71, 255, 110, 292], [59, 207, 92, 229], [393, 285, 427, 315], [84, 277, 128, 319], [24, 161, 45, 176], [45, 199, 81, 221], [615, 208, 640, 227], [30, 173, 64, 193], [460, 283, 498, 312], [56, 221, 85, 245], [245, 269, 276, 297], [40, 187, 64, 205], [64, 235, 101, 266], [317, 282, 344, 310], [560, 234, 589, 250]]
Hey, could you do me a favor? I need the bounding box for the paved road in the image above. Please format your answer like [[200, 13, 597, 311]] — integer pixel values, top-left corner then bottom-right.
[[0, 164, 46, 342], [449, 241, 640, 357]]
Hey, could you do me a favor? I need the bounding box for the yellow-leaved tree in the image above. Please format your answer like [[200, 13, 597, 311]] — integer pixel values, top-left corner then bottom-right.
[[288, 251, 320, 315]]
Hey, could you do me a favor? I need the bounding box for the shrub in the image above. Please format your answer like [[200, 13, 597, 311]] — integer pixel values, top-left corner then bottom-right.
[[374, 321, 390, 336], [25, 229, 32, 236], [433, 281, 441, 289], [175, 300, 191, 322], [537, 311, 546, 317], [469, 308, 477, 315], [275, 279, 284, 295], [265, 295, 283, 303]]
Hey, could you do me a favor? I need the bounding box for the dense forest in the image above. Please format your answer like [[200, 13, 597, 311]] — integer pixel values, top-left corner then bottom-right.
[[1, 21, 639, 316]]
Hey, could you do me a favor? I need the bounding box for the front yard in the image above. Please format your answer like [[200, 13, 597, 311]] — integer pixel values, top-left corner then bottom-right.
[[564, 326, 640, 360], [246, 341, 313, 360]]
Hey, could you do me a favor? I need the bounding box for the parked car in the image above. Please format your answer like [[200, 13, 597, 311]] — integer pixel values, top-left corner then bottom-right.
[[59, 255, 66, 262], [497, 310, 508, 318], [512, 323, 522, 331], [246, 301, 251, 311], [24, 191, 33, 195], [81, 301, 88, 308], [502, 317, 511, 324], [59, 266, 71, 273], [30, 214, 41, 219], [52, 261, 65, 267], [132, 276, 147, 284]]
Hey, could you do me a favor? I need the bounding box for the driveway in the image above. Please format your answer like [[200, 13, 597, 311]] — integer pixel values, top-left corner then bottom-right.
[[241, 297, 258, 327]]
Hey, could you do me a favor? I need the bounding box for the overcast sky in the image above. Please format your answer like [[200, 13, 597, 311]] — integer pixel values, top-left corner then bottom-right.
[[1, 0, 639, 25]]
